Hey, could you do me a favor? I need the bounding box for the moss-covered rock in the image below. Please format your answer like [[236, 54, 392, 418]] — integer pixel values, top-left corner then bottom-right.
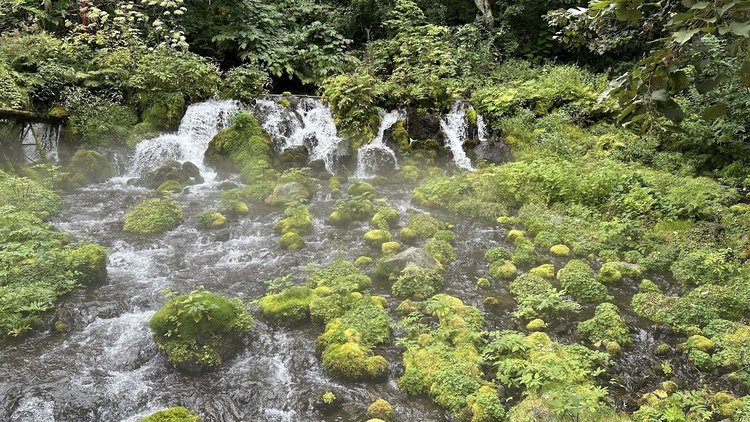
[[139, 160, 203, 189], [140, 91, 186, 131], [529, 264, 555, 280], [549, 244, 571, 257], [66, 149, 115, 187], [509, 273, 581, 320], [372, 206, 400, 228], [365, 229, 391, 248], [511, 236, 540, 267], [557, 259, 612, 303], [140, 406, 200, 422], [156, 180, 184, 193], [392, 264, 444, 300], [280, 231, 304, 250], [196, 211, 226, 229], [274, 203, 312, 235], [598, 262, 623, 284], [578, 303, 631, 347], [526, 319, 547, 331], [347, 181, 375, 196], [424, 238, 457, 264], [489, 260, 517, 280], [381, 241, 401, 255], [367, 398, 394, 421], [149, 288, 252, 371], [123, 197, 184, 234], [257, 286, 314, 324]]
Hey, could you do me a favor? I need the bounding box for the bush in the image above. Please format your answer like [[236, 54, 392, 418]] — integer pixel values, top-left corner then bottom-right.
[[557, 260, 612, 303], [0, 172, 63, 218], [392, 264, 444, 300], [123, 197, 184, 234], [509, 273, 580, 320], [221, 64, 270, 103], [424, 238, 457, 264], [149, 288, 252, 370]]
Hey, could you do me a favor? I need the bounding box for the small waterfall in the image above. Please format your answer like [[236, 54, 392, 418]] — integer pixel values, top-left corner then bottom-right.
[[128, 100, 239, 181], [440, 102, 474, 171], [355, 110, 404, 179], [255, 97, 346, 173], [20, 123, 60, 163], [477, 115, 490, 144]]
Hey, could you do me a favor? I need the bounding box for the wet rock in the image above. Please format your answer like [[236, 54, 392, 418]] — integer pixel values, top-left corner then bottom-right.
[[266, 182, 310, 206], [379, 247, 439, 275], [137, 160, 203, 189], [406, 109, 442, 141], [275, 145, 309, 169], [218, 181, 240, 190], [473, 138, 512, 164], [357, 147, 397, 176]]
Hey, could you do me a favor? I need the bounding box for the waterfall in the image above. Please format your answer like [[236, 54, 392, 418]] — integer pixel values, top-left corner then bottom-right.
[[20, 123, 60, 163], [128, 100, 239, 181], [355, 110, 404, 179], [255, 97, 346, 173], [440, 102, 474, 171], [477, 115, 489, 144]]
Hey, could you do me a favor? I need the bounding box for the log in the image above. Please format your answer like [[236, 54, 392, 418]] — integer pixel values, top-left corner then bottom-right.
[[0, 109, 67, 124]]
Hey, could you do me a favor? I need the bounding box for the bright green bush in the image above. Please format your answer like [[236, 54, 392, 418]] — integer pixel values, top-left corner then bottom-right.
[[149, 288, 252, 370], [424, 238, 457, 264], [557, 260, 612, 303], [221, 64, 270, 103], [123, 198, 184, 234], [392, 264, 443, 300]]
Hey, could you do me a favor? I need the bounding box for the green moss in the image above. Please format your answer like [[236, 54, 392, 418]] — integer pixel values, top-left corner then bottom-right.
[[139, 406, 201, 422], [330, 193, 376, 226], [403, 214, 451, 240], [355, 256, 374, 267], [381, 241, 401, 255], [485, 247, 512, 263], [477, 278, 491, 288], [489, 260, 517, 280], [156, 180, 184, 193], [578, 303, 631, 347], [392, 264, 444, 300], [558, 260, 612, 303], [466, 107, 478, 127], [365, 229, 392, 248], [684, 335, 714, 353], [526, 319, 547, 331], [257, 286, 315, 324], [367, 399, 394, 421], [550, 244, 571, 257], [65, 243, 108, 284], [0, 172, 63, 218], [529, 264, 555, 280], [140, 91, 186, 130], [393, 119, 410, 151], [397, 165, 423, 182], [123, 197, 184, 234], [66, 149, 115, 187], [598, 262, 623, 284], [280, 232, 304, 250], [509, 273, 581, 320], [424, 238, 457, 264], [149, 288, 252, 370], [347, 181, 375, 196], [274, 203, 312, 235], [372, 206, 399, 228], [512, 236, 540, 267], [507, 229, 525, 241], [466, 385, 505, 422]]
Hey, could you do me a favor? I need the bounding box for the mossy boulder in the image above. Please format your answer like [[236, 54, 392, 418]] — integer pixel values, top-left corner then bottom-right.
[[381, 241, 401, 255], [196, 211, 226, 230], [578, 303, 631, 347], [378, 247, 440, 275], [265, 182, 311, 206], [526, 319, 547, 331], [274, 203, 312, 235], [140, 91, 187, 131], [64, 243, 108, 284], [347, 181, 375, 196], [123, 197, 184, 234], [598, 262, 623, 284], [140, 406, 200, 422], [149, 288, 252, 371], [66, 149, 115, 187], [156, 180, 184, 193], [549, 244, 571, 257], [139, 160, 203, 189], [557, 259, 612, 303], [367, 399, 394, 421], [280, 232, 304, 250], [257, 286, 314, 324], [489, 260, 516, 280], [424, 238, 457, 264], [364, 229, 391, 248], [529, 264, 555, 280], [392, 264, 444, 300]]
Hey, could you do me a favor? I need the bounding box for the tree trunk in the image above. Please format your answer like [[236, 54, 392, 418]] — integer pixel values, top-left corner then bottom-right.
[[473, 0, 494, 30]]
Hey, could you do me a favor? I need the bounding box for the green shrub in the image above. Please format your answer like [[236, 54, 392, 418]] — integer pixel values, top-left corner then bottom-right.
[[66, 150, 115, 187], [0, 172, 63, 218], [392, 264, 444, 300], [149, 288, 252, 370], [424, 238, 457, 264], [578, 303, 631, 347], [221, 64, 270, 102], [509, 273, 580, 320], [123, 197, 184, 234], [557, 260, 612, 303]]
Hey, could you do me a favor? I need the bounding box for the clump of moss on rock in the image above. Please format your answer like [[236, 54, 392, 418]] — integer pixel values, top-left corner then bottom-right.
[[578, 303, 631, 351], [123, 197, 184, 234], [149, 288, 252, 371], [557, 259, 612, 303], [196, 211, 226, 230], [257, 285, 315, 324], [66, 149, 115, 187], [392, 263, 444, 300], [509, 273, 580, 320], [367, 398, 394, 421], [139, 406, 200, 422]]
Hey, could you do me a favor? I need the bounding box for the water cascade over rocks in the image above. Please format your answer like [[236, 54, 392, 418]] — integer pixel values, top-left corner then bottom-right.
[[128, 100, 239, 181], [254, 97, 347, 173], [440, 102, 475, 171], [19, 122, 60, 163], [355, 110, 404, 179]]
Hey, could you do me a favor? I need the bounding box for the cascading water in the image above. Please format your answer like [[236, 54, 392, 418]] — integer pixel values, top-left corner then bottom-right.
[[440, 102, 474, 171], [20, 122, 60, 163], [477, 115, 489, 145], [355, 110, 404, 179], [127, 100, 239, 182], [255, 97, 346, 173]]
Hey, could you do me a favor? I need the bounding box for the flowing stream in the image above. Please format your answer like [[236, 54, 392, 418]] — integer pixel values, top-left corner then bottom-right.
[[0, 99, 709, 421]]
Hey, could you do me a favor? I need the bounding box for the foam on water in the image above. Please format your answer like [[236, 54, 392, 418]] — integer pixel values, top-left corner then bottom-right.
[[440, 102, 474, 171], [128, 100, 239, 182]]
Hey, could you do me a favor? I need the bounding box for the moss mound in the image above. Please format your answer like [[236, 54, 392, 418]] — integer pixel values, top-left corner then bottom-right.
[[66, 149, 115, 187], [140, 406, 201, 422], [123, 197, 184, 234], [149, 288, 252, 371]]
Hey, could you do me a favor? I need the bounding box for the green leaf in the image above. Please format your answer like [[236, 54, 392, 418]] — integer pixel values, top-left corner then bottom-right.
[[702, 102, 728, 120], [727, 21, 750, 37], [673, 28, 701, 44]]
